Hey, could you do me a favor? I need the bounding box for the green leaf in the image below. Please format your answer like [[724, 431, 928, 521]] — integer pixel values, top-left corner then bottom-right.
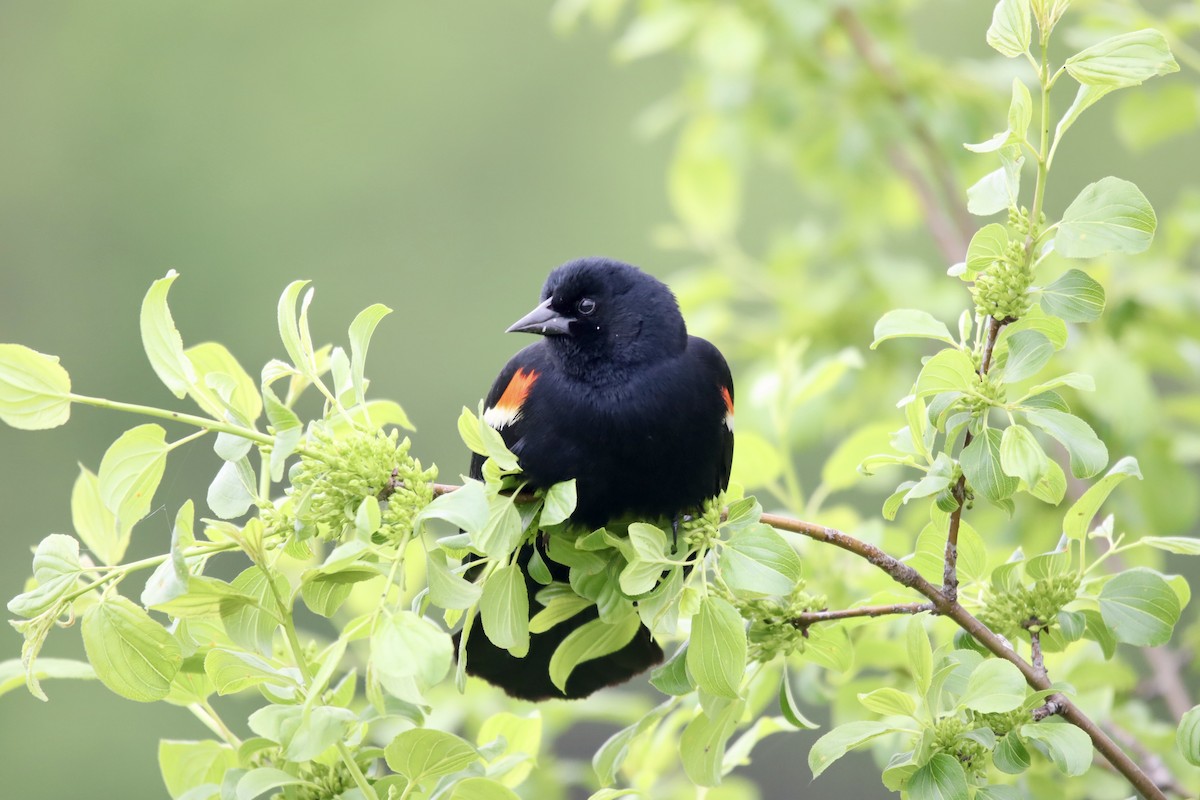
[[480, 564, 529, 657], [1008, 77, 1033, 141], [372, 611, 454, 703], [809, 720, 895, 778], [593, 701, 672, 786], [347, 303, 391, 406], [427, 550, 483, 610], [915, 349, 978, 398], [669, 116, 740, 240], [206, 458, 256, 520], [223, 568, 285, 654], [549, 613, 641, 693], [98, 423, 169, 529], [687, 595, 747, 699], [204, 649, 296, 695], [1019, 722, 1092, 775], [1138, 536, 1200, 556], [82, 595, 182, 702], [967, 155, 1023, 216], [1055, 84, 1117, 147], [961, 428, 1019, 504], [417, 480, 489, 534], [871, 310, 954, 349], [1023, 409, 1108, 478], [1178, 705, 1200, 767], [1003, 313, 1068, 350], [959, 659, 1026, 712], [718, 524, 802, 596], [908, 753, 968, 800], [0, 657, 95, 699], [964, 224, 1010, 278], [1002, 331, 1053, 383], [908, 617, 933, 695], [1098, 567, 1181, 646], [385, 729, 480, 787], [986, 0, 1031, 58], [149, 576, 256, 619], [1055, 177, 1156, 259], [448, 777, 523, 800], [139, 270, 196, 399], [474, 497, 526, 560], [1064, 29, 1179, 88], [993, 731, 1031, 773], [680, 698, 745, 787], [158, 740, 238, 800], [1000, 424, 1048, 488], [247, 704, 357, 762], [234, 768, 313, 800], [277, 280, 314, 374], [186, 342, 262, 423], [858, 687, 917, 717], [71, 466, 125, 566], [0, 344, 72, 430], [612, 4, 695, 62], [541, 479, 577, 526], [1039, 269, 1105, 322], [1063, 456, 1141, 540], [779, 668, 820, 729]]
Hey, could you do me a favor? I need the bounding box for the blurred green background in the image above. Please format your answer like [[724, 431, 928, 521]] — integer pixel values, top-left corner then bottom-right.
[[2, 1, 1198, 798]]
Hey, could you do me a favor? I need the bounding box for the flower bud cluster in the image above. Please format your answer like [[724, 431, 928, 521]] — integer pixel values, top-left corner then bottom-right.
[[741, 586, 826, 662], [681, 499, 723, 549], [971, 208, 1040, 321], [978, 573, 1081, 637], [930, 716, 989, 777], [288, 427, 437, 544]]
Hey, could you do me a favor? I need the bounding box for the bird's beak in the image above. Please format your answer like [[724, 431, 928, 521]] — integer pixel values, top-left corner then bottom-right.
[[506, 298, 573, 336]]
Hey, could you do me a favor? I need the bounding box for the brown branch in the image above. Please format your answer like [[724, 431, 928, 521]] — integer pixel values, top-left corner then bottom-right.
[[1142, 646, 1195, 723], [834, 6, 972, 260], [425, 482, 1166, 800], [789, 602, 934, 631]]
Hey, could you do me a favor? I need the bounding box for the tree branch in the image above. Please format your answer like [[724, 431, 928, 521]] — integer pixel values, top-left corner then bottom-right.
[[425, 482, 1166, 800], [789, 602, 934, 631]]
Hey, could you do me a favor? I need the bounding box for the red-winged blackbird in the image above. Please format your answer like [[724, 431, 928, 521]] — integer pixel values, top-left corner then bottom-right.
[[461, 257, 734, 700]]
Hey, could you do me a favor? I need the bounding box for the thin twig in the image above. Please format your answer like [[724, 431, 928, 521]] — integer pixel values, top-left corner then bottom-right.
[[789, 602, 934, 631], [425, 482, 1167, 800]]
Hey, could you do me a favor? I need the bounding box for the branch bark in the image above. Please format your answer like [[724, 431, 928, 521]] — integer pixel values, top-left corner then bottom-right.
[[789, 602, 933, 631]]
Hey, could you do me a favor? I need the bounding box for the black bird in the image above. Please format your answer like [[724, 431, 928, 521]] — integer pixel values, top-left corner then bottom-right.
[[461, 257, 734, 700]]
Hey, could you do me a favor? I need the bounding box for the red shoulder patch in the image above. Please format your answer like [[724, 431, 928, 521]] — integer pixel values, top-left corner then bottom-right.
[[484, 368, 539, 429], [720, 386, 734, 414]]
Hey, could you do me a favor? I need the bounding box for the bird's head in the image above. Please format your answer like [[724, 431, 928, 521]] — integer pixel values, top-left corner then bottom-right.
[[506, 257, 688, 381]]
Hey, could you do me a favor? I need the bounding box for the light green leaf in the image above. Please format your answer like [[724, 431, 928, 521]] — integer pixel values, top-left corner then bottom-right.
[[613, 4, 694, 61], [1065, 29, 1179, 88], [1002, 331, 1053, 383], [448, 777, 523, 800], [372, 611, 454, 702], [480, 565, 529, 657], [186, 342, 262, 423], [207, 457, 256, 520], [1055, 177, 1156, 259], [140, 502, 193, 608], [71, 466, 125, 566], [0, 657, 95, 699], [964, 223, 1010, 279], [687, 595, 747, 699], [1063, 456, 1141, 540], [549, 613, 641, 693], [277, 280, 314, 374], [149, 576, 256, 619], [0, 344, 72, 430], [204, 649, 296, 695], [1026, 373, 1095, 397], [1023, 409, 1108, 478], [1019, 722, 1092, 775], [529, 592, 592, 634], [1000, 424, 1047, 488], [1008, 77, 1032, 140], [347, 303, 391, 406], [158, 740, 238, 800], [1178, 705, 1200, 767], [961, 428, 1018, 504], [223, 568, 284, 654], [993, 730, 1031, 773], [541, 479, 577, 526], [1003, 313, 1068, 350], [719, 524, 802, 596], [779, 669, 820, 729], [1054, 83, 1116, 146], [986, 0, 1031, 58], [871, 310, 954, 349], [908, 618, 933, 695], [959, 659, 1026, 712], [809, 720, 895, 778], [384, 729, 477, 786], [427, 550, 483, 610], [679, 699, 745, 787], [1039, 269, 1105, 322], [139, 271, 196, 399], [1138, 536, 1200, 556], [417, 480, 489, 534], [1098, 567, 1181, 646], [915, 349, 978, 398], [234, 768, 314, 800], [82, 595, 182, 702], [98, 423, 169, 529], [858, 687, 917, 717], [908, 753, 968, 800], [967, 155, 1023, 216], [669, 116, 740, 240], [474, 497, 526, 560]]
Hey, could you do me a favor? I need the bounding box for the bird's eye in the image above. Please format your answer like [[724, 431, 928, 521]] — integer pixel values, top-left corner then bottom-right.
[[576, 297, 597, 316]]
